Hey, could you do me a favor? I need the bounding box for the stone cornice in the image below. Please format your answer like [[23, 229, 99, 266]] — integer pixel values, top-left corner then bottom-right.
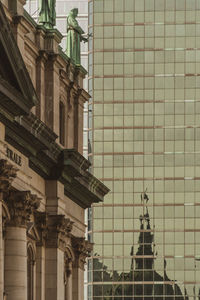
[[0, 159, 17, 192], [5, 190, 40, 227], [4, 112, 109, 208]]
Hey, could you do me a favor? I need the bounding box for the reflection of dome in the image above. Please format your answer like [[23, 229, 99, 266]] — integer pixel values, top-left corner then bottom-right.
[[93, 194, 188, 300], [119, 205, 186, 300]]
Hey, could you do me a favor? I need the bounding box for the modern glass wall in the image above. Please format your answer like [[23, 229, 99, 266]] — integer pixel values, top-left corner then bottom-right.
[[88, 0, 200, 299]]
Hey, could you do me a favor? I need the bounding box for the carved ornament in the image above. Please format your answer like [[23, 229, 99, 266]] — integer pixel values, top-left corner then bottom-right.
[[72, 237, 93, 270], [46, 214, 73, 250], [5, 190, 40, 227], [34, 211, 48, 246]]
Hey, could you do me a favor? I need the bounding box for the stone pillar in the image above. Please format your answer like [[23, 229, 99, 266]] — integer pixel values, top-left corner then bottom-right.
[[4, 191, 39, 300], [73, 90, 81, 152], [36, 51, 47, 122], [72, 237, 93, 300], [8, 0, 26, 15], [64, 256, 73, 300], [45, 215, 73, 300], [35, 212, 47, 300], [67, 89, 75, 149], [0, 160, 17, 300], [43, 30, 62, 136]]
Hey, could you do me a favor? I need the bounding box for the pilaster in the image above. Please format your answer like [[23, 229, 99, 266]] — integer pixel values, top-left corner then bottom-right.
[[8, 0, 26, 16], [45, 214, 73, 300], [44, 54, 60, 135], [36, 51, 48, 122], [4, 190, 40, 300], [0, 159, 17, 300], [64, 254, 73, 300], [73, 88, 83, 153], [35, 212, 48, 300], [72, 237, 93, 300]]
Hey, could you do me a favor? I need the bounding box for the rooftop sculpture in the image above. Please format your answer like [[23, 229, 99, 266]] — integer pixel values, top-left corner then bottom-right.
[[38, 0, 56, 29], [66, 8, 88, 65]]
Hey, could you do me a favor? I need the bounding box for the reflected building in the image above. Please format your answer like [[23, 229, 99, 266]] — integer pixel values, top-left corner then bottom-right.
[[88, 0, 200, 299], [91, 194, 195, 299]]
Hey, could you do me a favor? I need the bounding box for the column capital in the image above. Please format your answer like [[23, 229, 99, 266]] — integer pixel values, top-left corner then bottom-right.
[[5, 190, 40, 227], [46, 215, 74, 250], [0, 159, 17, 192], [34, 211, 48, 246], [72, 237, 93, 270]]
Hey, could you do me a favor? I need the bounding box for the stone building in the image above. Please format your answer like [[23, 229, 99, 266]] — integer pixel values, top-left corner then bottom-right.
[[0, 1, 109, 300]]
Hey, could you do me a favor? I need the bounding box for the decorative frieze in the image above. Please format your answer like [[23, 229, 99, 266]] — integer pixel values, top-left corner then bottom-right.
[[46, 214, 73, 250], [72, 237, 93, 270], [0, 159, 17, 192], [5, 190, 40, 227]]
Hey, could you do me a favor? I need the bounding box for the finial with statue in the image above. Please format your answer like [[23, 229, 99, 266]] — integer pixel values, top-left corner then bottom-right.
[[38, 0, 56, 29], [66, 8, 92, 65]]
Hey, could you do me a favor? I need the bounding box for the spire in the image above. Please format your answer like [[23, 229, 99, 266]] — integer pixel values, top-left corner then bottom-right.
[[134, 191, 155, 270]]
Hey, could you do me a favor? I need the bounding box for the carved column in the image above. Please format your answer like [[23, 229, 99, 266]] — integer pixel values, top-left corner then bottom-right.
[[4, 191, 39, 300], [67, 85, 75, 149], [0, 160, 17, 300], [45, 215, 73, 300], [35, 212, 48, 300], [72, 237, 93, 300], [36, 51, 48, 122], [64, 254, 73, 300], [45, 54, 61, 136], [73, 88, 83, 153]]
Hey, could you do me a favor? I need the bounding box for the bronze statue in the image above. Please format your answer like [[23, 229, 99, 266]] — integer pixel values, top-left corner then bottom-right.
[[66, 8, 88, 65], [38, 0, 56, 29]]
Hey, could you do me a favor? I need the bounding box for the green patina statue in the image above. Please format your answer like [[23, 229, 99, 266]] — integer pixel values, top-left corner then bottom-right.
[[67, 8, 88, 65], [38, 0, 56, 29]]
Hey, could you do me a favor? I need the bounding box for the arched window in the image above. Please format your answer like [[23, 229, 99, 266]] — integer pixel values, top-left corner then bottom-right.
[[27, 245, 34, 300], [59, 101, 65, 145]]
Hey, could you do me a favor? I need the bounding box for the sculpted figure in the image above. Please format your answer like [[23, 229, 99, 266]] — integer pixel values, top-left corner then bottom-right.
[[38, 0, 56, 29], [67, 8, 88, 65]]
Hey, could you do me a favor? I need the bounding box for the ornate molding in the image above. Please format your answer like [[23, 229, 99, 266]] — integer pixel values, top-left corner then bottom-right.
[[5, 190, 40, 227], [72, 237, 93, 270], [46, 215, 73, 250], [0, 159, 17, 192], [34, 211, 48, 246]]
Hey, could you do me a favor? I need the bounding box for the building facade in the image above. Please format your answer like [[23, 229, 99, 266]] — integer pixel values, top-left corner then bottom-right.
[[25, 0, 89, 157], [0, 1, 108, 300], [88, 0, 200, 299]]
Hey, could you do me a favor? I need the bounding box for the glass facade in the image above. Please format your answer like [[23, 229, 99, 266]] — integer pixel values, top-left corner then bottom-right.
[[88, 0, 200, 299]]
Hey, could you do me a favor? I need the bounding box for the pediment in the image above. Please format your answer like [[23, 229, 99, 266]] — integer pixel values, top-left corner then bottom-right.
[[0, 2, 38, 118]]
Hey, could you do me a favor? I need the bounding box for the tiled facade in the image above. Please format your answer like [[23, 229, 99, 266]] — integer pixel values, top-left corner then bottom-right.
[[88, 0, 200, 299]]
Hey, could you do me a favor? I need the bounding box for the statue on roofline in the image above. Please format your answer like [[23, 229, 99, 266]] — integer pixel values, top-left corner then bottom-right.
[[38, 0, 56, 29], [66, 8, 89, 65]]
